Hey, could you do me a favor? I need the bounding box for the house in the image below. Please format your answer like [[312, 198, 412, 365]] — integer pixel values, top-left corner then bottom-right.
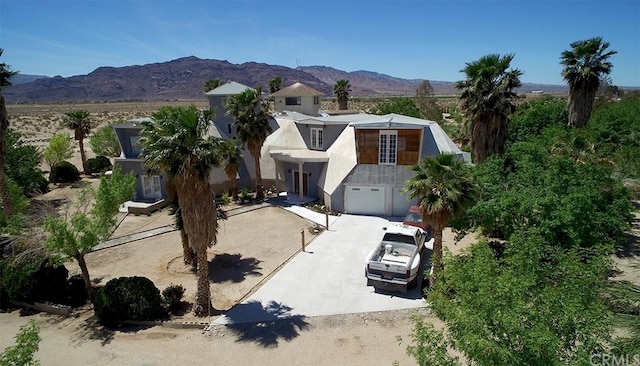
[[265, 111, 470, 216], [112, 118, 168, 203], [271, 82, 323, 116], [205, 81, 253, 140]]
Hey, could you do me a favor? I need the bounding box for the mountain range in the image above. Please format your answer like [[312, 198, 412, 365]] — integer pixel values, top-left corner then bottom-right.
[[3, 56, 568, 103]]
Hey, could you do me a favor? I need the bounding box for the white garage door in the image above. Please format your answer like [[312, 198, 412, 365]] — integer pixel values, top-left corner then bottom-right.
[[344, 186, 385, 215], [392, 187, 414, 217]]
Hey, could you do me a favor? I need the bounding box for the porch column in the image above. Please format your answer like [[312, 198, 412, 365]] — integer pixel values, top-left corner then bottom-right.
[[298, 161, 304, 201], [274, 160, 280, 197]]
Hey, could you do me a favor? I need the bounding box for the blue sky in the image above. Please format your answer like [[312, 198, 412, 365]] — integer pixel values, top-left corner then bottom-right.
[[1, 0, 639, 86]]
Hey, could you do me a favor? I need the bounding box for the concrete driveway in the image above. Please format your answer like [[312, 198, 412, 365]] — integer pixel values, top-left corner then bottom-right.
[[213, 213, 427, 325]]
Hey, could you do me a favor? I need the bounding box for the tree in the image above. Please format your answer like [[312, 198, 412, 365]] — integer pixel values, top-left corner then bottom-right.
[[217, 139, 243, 201], [63, 110, 92, 174], [455, 54, 522, 163], [44, 166, 135, 298], [0, 48, 18, 217], [4, 130, 48, 196], [372, 97, 421, 117], [268, 76, 283, 94], [43, 132, 73, 173], [89, 125, 121, 157], [203, 79, 222, 93], [333, 79, 351, 110], [0, 320, 41, 366], [561, 37, 617, 128], [139, 105, 222, 315], [226, 87, 272, 200], [415, 80, 442, 122], [404, 153, 477, 285]]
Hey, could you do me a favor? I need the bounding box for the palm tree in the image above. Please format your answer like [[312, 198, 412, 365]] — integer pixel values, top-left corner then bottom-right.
[[455, 54, 522, 163], [226, 87, 272, 200], [203, 79, 222, 93], [0, 48, 17, 217], [268, 76, 283, 94], [139, 106, 222, 316], [404, 153, 477, 287], [165, 178, 196, 267], [217, 139, 243, 201], [561, 37, 617, 128], [333, 79, 351, 110], [64, 110, 92, 175]]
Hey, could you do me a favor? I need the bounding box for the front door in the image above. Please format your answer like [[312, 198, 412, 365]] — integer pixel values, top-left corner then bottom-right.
[[293, 171, 309, 196]]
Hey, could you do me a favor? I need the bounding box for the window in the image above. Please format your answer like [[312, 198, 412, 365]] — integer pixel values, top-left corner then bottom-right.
[[379, 131, 397, 165], [313, 96, 320, 105], [129, 136, 141, 157], [310, 128, 323, 149], [141, 175, 162, 199], [285, 97, 301, 105]]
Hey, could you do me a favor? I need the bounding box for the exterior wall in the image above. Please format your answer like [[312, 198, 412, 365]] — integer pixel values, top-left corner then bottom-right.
[[294, 123, 349, 151], [355, 129, 421, 165], [113, 158, 167, 202], [208, 95, 236, 138], [281, 161, 324, 199], [114, 127, 143, 158], [420, 127, 441, 157], [274, 95, 320, 116]]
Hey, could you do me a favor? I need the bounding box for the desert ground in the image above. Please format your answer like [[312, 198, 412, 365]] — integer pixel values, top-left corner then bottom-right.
[[1, 101, 638, 366]]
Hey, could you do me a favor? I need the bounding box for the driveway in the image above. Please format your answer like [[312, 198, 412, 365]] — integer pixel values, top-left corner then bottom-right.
[[213, 213, 427, 325]]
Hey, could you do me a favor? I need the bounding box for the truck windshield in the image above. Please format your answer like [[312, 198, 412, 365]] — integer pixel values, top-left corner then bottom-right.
[[382, 233, 415, 245]]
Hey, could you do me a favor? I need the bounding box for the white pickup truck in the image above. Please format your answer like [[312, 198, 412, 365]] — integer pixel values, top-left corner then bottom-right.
[[365, 224, 433, 293]]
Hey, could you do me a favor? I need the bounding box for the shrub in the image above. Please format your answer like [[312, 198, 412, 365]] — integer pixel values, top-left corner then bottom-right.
[[162, 284, 185, 312], [0, 254, 68, 304], [93, 276, 165, 326], [49, 161, 80, 183], [65, 274, 88, 306], [86, 156, 112, 175]]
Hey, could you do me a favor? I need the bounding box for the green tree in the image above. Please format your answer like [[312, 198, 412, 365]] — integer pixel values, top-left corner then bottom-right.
[[89, 125, 121, 157], [44, 166, 135, 298], [333, 79, 351, 110], [404, 154, 477, 284], [63, 110, 92, 174], [415, 80, 442, 122], [422, 232, 611, 365], [4, 130, 48, 196], [0, 48, 18, 217], [373, 97, 421, 118], [268, 76, 283, 94], [217, 139, 243, 201], [561, 37, 617, 128], [43, 132, 73, 173], [226, 87, 272, 200], [139, 105, 222, 315], [203, 79, 222, 93], [455, 54, 522, 163], [0, 320, 41, 366]]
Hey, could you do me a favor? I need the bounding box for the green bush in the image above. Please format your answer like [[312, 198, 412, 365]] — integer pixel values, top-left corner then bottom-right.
[[86, 156, 112, 175], [65, 274, 88, 306], [0, 254, 68, 304], [162, 283, 185, 312], [93, 276, 165, 326], [49, 161, 80, 183]]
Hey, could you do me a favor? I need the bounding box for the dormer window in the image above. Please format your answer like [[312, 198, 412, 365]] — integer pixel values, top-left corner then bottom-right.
[[310, 127, 323, 150], [285, 97, 302, 105]]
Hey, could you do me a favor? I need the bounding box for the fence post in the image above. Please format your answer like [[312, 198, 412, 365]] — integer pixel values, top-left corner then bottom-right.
[[301, 229, 305, 252], [325, 212, 329, 230]]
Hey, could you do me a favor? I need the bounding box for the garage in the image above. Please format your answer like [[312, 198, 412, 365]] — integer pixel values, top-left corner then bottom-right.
[[344, 185, 385, 215], [392, 187, 414, 216]]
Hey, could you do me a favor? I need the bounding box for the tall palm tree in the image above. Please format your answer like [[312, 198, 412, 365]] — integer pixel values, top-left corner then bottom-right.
[[226, 87, 272, 200], [561, 37, 617, 128], [217, 139, 243, 201], [139, 105, 222, 316], [64, 110, 92, 175], [268, 76, 283, 94], [0, 48, 18, 217], [333, 79, 351, 110], [203, 79, 222, 93], [455, 54, 522, 163], [404, 153, 477, 287], [165, 178, 196, 267]]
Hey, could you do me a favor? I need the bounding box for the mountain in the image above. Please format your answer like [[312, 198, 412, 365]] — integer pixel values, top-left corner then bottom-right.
[[9, 74, 50, 85], [2, 56, 568, 103]]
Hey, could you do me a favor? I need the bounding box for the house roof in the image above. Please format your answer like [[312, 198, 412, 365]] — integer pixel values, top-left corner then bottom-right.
[[204, 81, 253, 96], [285, 110, 368, 126], [270, 149, 329, 163], [112, 117, 152, 129], [271, 82, 323, 97]]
